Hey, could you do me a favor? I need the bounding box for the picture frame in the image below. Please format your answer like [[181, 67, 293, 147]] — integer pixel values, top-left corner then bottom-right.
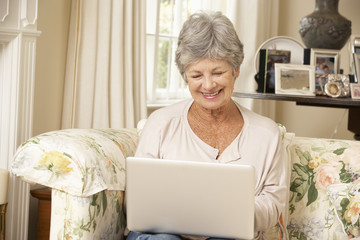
[[350, 83, 360, 99], [256, 49, 291, 93], [314, 74, 328, 95], [351, 35, 360, 53], [350, 35, 360, 83], [310, 48, 340, 75], [308, 48, 340, 95], [353, 51, 360, 83], [275, 63, 315, 96]]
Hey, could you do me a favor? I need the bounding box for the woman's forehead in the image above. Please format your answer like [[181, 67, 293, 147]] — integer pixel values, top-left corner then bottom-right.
[[186, 58, 231, 72]]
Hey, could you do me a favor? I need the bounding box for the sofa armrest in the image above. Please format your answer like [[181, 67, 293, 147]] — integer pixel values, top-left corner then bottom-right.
[[51, 189, 126, 240], [11, 128, 139, 197]]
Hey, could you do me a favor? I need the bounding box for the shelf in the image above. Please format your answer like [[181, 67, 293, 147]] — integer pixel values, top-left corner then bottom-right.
[[232, 92, 360, 109], [232, 91, 360, 140]]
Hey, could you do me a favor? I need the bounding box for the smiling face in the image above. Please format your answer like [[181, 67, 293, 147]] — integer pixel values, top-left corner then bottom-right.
[[185, 58, 240, 111]]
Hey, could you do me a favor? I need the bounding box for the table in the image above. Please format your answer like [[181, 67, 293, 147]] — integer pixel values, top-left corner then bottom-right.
[[30, 188, 51, 240], [232, 92, 360, 139]]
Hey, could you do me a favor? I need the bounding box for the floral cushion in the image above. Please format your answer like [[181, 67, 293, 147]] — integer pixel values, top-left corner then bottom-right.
[[287, 137, 360, 240], [328, 181, 360, 238], [11, 128, 139, 197]]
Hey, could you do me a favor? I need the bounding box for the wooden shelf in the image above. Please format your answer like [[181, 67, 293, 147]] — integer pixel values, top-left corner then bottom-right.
[[232, 92, 360, 109], [232, 92, 360, 140]]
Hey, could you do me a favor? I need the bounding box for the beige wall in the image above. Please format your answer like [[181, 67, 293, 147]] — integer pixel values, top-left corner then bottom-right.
[[30, 1, 71, 239], [276, 0, 360, 140], [33, 0, 71, 136], [32, 0, 360, 140]]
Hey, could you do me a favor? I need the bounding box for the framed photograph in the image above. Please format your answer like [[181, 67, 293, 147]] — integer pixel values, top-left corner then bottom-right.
[[350, 83, 360, 99], [351, 35, 360, 53], [355, 47, 360, 54], [275, 63, 315, 96], [310, 48, 340, 75], [256, 49, 291, 93], [314, 74, 328, 95], [308, 48, 340, 95], [350, 35, 360, 83]]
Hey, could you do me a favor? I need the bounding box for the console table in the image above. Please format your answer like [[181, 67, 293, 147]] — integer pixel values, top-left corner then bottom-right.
[[30, 188, 51, 240], [232, 92, 360, 140]]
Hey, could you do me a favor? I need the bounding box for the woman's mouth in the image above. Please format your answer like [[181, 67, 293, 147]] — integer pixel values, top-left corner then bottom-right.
[[202, 89, 222, 98]]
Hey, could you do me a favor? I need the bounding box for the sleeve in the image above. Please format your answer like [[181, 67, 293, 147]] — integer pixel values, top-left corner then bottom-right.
[[134, 112, 163, 158], [254, 128, 288, 232]]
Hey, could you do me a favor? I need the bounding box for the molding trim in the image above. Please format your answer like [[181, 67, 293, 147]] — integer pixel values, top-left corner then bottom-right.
[[0, 31, 37, 240], [20, 0, 38, 28], [0, 0, 9, 22]]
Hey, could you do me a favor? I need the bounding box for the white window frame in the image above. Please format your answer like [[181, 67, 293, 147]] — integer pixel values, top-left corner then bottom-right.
[[146, 0, 191, 106]]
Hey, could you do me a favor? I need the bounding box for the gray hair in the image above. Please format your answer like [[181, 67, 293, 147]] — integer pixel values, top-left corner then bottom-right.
[[175, 11, 244, 80]]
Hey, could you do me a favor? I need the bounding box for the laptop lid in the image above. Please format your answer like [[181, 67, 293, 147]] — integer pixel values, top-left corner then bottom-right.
[[125, 157, 255, 239]]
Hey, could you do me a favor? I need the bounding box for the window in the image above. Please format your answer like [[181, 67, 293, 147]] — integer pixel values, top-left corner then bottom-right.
[[146, 0, 191, 105], [146, 0, 228, 105]]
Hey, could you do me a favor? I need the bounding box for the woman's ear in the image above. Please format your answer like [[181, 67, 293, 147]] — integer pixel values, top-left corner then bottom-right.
[[234, 68, 240, 78]]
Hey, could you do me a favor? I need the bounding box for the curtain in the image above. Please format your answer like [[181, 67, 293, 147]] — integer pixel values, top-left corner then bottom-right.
[[62, 0, 147, 129]]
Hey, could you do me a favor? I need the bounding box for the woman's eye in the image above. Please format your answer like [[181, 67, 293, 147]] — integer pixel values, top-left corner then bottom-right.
[[213, 72, 223, 76], [191, 75, 202, 79]]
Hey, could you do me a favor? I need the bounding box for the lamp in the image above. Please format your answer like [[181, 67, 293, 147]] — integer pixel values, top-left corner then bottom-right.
[[0, 169, 9, 240]]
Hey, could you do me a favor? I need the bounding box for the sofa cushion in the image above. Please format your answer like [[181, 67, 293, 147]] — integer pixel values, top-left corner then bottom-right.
[[328, 180, 360, 238], [11, 128, 139, 197], [287, 137, 360, 239]]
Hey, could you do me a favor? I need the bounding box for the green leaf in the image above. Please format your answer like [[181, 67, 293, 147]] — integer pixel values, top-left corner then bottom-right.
[[91, 194, 98, 206], [290, 178, 305, 192], [295, 148, 312, 165], [333, 148, 346, 155], [340, 198, 350, 211], [101, 191, 107, 215], [290, 177, 310, 202], [21, 137, 40, 146], [293, 163, 310, 179], [289, 204, 295, 214], [299, 232, 307, 240], [340, 165, 352, 183], [306, 182, 318, 206], [63, 152, 73, 159]]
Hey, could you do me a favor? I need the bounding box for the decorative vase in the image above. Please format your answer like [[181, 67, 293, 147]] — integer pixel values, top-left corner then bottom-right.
[[299, 0, 351, 50]]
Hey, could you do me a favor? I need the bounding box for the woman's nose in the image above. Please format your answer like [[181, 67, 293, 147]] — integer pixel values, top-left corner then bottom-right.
[[203, 75, 216, 90]]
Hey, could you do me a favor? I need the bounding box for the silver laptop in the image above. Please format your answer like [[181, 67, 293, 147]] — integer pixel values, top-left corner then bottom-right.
[[125, 157, 255, 239]]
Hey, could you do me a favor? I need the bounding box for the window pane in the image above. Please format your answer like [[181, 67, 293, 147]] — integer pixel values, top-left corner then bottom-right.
[[146, 0, 159, 35], [157, 39, 170, 88], [159, 0, 173, 35]]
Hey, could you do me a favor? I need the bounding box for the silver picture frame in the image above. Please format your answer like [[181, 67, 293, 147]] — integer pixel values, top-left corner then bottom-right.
[[275, 63, 315, 96]]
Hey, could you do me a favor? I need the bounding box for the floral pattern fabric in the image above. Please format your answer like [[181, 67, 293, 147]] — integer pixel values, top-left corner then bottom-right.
[[51, 189, 126, 240], [11, 124, 360, 240], [11, 128, 139, 197], [328, 181, 360, 238], [287, 137, 360, 240]]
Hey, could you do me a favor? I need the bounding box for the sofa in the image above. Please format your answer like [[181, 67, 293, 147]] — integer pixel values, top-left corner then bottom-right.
[[10, 123, 360, 240]]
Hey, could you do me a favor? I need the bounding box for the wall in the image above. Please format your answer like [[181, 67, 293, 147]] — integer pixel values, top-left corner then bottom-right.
[[33, 0, 71, 136], [29, 1, 71, 239], [275, 0, 360, 140]]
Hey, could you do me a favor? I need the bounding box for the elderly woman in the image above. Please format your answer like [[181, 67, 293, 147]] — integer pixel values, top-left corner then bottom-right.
[[129, 11, 287, 240]]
